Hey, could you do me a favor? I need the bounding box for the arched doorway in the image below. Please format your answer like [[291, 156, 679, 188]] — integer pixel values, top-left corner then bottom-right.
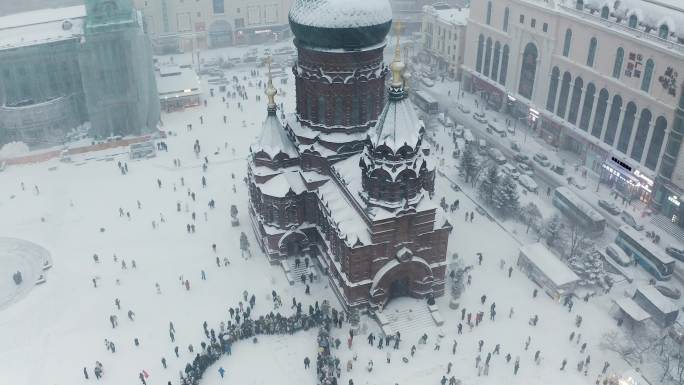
[[209, 20, 233, 48], [518, 43, 538, 99], [278, 229, 309, 258], [369, 250, 435, 307]]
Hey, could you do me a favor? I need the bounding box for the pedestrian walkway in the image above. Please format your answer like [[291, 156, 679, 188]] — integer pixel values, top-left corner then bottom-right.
[[650, 214, 684, 244], [286, 257, 318, 286]]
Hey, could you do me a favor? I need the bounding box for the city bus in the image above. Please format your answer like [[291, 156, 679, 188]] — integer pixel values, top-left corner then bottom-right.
[[616, 225, 675, 281], [552, 187, 606, 236], [413, 91, 439, 115]]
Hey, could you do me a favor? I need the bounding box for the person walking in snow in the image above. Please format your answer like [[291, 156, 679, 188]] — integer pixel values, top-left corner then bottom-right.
[[304, 357, 310, 369], [83, 367, 89, 379]]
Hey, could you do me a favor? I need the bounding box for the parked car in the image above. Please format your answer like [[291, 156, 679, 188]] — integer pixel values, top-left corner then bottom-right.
[[501, 163, 520, 179], [598, 199, 621, 215], [666, 246, 684, 262], [620, 210, 644, 231], [568, 177, 586, 190], [478, 139, 488, 155], [510, 140, 521, 152], [463, 129, 475, 145], [656, 285, 682, 300], [533, 153, 550, 167], [489, 148, 506, 165], [550, 164, 565, 175], [457, 104, 471, 114], [473, 112, 488, 124], [514, 154, 530, 164], [506, 125, 515, 135], [605, 243, 632, 266], [518, 174, 538, 192], [453, 124, 464, 138], [517, 162, 534, 176]]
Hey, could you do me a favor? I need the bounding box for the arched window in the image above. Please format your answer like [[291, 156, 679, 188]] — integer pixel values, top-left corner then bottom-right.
[[563, 29, 572, 57], [367, 93, 375, 121], [499, 45, 509, 85], [604, 95, 622, 145], [306, 94, 312, 120], [484, 38, 493, 77], [576, 0, 584, 10], [612, 47, 624, 79], [503, 8, 509, 32], [334, 96, 344, 126], [476, 34, 484, 73], [628, 14, 638, 28], [645, 116, 667, 170], [586, 37, 597, 67], [659, 24, 669, 39], [546, 67, 560, 112], [557, 72, 572, 119], [617, 101, 637, 153], [568, 77, 584, 124], [491, 42, 501, 82], [518, 42, 538, 99], [591, 89, 609, 138], [579, 83, 596, 131], [486, 1, 492, 25], [641, 59, 654, 92], [601, 6, 609, 19], [630, 109, 652, 162], [317, 96, 326, 124]]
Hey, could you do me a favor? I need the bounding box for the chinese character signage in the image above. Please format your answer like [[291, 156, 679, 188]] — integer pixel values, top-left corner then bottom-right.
[[658, 66, 678, 97], [625, 52, 643, 78]]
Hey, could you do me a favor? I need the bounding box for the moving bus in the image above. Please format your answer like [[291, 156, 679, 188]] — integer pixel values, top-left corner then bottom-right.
[[552, 187, 606, 236], [616, 225, 675, 281], [413, 91, 439, 115]]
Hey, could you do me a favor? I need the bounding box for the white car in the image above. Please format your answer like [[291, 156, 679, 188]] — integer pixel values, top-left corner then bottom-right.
[[422, 78, 435, 87], [473, 112, 488, 124], [457, 104, 471, 114], [518, 174, 538, 192], [488, 148, 506, 165], [606, 243, 632, 266], [517, 162, 534, 176], [533, 153, 550, 167], [501, 163, 520, 179]]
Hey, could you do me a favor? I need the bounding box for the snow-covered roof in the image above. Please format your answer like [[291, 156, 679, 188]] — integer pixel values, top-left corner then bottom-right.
[[635, 285, 679, 314], [424, 5, 470, 26], [287, 114, 368, 144], [289, 0, 392, 29], [259, 172, 307, 197], [156, 66, 201, 99], [370, 92, 424, 152], [614, 297, 651, 322], [519, 243, 580, 287], [316, 178, 370, 245], [0, 5, 85, 51], [252, 112, 298, 160], [613, 0, 684, 34], [554, 187, 605, 222]]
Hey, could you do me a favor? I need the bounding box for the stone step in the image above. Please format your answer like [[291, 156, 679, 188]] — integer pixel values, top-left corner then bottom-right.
[[650, 214, 684, 244]]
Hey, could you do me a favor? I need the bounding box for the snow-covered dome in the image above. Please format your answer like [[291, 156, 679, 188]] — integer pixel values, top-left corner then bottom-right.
[[289, 0, 393, 50]]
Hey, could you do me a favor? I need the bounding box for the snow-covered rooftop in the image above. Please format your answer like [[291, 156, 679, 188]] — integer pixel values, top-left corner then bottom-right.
[[614, 297, 651, 322], [635, 285, 679, 314], [519, 243, 580, 287], [0, 5, 85, 51], [259, 172, 307, 197], [289, 0, 392, 29], [253, 111, 298, 160], [155, 66, 201, 99], [316, 177, 370, 245], [370, 91, 423, 152], [424, 5, 470, 26]]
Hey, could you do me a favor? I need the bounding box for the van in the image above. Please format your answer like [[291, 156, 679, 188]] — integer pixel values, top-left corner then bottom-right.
[[620, 210, 644, 231], [489, 148, 506, 165], [518, 174, 538, 192], [488, 123, 506, 137], [478, 140, 487, 155]]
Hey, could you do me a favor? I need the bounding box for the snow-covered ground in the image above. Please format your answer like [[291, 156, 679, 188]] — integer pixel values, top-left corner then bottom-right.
[[0, 41, 669, 385]]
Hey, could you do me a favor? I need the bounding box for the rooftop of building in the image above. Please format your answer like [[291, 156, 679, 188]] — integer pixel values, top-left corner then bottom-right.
[[424, 4, 470, 25], [155, 66, 201, 99], [0, 5, 85, 51]]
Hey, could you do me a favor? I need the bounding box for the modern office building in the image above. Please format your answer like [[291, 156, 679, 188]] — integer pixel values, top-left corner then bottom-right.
[[462, 0, 684, 227], [0, 0, 160, 148]]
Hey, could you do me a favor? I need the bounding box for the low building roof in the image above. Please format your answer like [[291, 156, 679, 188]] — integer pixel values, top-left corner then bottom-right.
[[0, 5, 85, 51], [519, 243, 580, 288], [635, 285, 679, 314], [156, 66, 201, 99], [614, 297, 651, 322]]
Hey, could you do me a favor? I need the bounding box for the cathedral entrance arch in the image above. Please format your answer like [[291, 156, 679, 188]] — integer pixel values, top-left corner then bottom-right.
[[369, 249, 434, 307], [278, 229, 309, 257]]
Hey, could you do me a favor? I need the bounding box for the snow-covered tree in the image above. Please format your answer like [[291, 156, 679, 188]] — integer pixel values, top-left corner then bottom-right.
[[543, 214, 563, 246], [477, 165, 499, 205], [561, 222, 592, 260], [460, 146, 478, 183], [520, 202, 543, 234], [492, 175, 520, 218]]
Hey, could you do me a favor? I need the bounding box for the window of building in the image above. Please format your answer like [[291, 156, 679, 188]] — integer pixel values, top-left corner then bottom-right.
[[604, 95, 622, 146], [576, 0, 584, 10], [543, 23, 548, 32], [556, 72, 572, 119], [499, 45, 509, 86], [486, 2, 492, 25], [317, 96, 326, 124], [503, 7, 509, 32], [491, 42, 501, 82], [586, 37, 597, 67], [659, 24, 669, 39], [235, 18, 244, 28], [546, 67, 560, 112], [628, 14, 638, 28], [518, 42, 538, 99], [612, 47, 624, 78], [484, 38, 493, 77], [213, 0, 224, 14], [531, 18, 536, 28], [476, 34, 484, 73], [600, 6, 609, 19], [579, 83, 596, 131], [631, 109, 652, 162], [519, 15, 524, 24], [568, 77, 584, 125], [641, 59, 654, 92], [617, 102, 637, 153], [334, 97, 344, 126], [563, 29, 572, 57], [591, 89, 609, 138], [644, 116, 667, 170]]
